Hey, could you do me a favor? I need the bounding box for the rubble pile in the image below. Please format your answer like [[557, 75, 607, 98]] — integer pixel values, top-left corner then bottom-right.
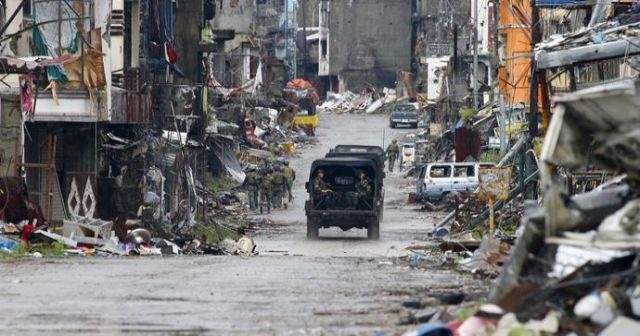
[[406, 79, 640, 335], [1, 75, 319, 258], [318, 87, 398, 114]]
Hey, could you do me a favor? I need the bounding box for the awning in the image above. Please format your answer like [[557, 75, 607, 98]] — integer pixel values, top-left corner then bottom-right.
[[0, 55, 76, 74]]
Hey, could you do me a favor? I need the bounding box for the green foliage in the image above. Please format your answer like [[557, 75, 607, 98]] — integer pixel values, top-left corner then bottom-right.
[[203, 173, 238, 192], [454, 301, 483, 321], [472, 226, 484, 240], [193, 221, 240, 243], [32, 242, 68, 256], [480, 150, 502, 163], [0, 241, 67, 259], [203, 105, 215, 129], [459, 107, 477, 121]]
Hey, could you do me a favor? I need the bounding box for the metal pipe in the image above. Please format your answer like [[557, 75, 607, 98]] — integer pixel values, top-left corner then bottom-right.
[[472, 0, 479, 108]]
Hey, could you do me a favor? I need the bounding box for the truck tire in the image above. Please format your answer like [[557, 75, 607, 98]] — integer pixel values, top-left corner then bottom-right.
[[307, 217, 319, 240], [367, 217, 380, 240]]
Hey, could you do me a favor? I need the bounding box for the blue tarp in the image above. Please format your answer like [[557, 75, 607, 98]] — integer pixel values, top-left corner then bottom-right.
[[454, 118, 465, 130], [143, 0, 175, 72], [536, 0, 587, 7]]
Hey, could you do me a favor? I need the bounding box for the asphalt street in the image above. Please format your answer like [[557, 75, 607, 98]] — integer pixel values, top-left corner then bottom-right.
[[0, 112, 487, 336]]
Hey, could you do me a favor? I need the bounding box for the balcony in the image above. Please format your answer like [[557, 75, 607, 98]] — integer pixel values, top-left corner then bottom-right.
[[33, 90, 105, 122]]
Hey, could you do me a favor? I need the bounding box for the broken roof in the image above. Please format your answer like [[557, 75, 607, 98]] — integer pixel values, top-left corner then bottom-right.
[[543, 78, 640, 179], [535, 20, 640, 69], [0, 54, 77, 74]]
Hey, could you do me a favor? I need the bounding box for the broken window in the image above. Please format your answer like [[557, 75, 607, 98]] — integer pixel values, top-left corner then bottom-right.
[[22, 0, 31, 18], [320, 40, 327, 59], [430, 165, 451, 178], [454, 166, 474, 177]]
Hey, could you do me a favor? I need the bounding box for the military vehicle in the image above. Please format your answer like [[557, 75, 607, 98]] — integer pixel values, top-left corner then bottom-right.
[[305, 156, 384, 240]]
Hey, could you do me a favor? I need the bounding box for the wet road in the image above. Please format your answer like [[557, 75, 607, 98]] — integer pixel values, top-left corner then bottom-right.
[[0, 113, 486, 335]]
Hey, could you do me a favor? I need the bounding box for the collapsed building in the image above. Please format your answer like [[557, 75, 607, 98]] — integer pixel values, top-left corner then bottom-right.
[[0, 0, 315, 255]]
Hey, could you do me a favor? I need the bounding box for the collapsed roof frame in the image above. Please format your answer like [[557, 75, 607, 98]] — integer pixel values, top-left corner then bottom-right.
[[535, 22, 640, 70], [536, 36, 640, 70]]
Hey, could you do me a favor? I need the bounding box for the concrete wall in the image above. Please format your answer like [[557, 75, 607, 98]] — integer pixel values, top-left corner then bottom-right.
[[328, 0, 412, 90], [174, 0, 204, 83], [211, 0, 255, 34], [297, 0, 321, 28], [415, 0, 471, 56], [0, 93, 22, 176]]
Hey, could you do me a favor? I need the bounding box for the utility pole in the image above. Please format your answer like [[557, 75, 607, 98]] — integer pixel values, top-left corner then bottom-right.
[[472, 0, 479, 108], [285, 0, 289, 82], [499, 94, 507, 154], [302, 0, 308, 77]]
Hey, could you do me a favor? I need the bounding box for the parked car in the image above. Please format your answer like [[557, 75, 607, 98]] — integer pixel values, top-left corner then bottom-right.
[[389, 104, 418, 128], [416, 162, 495, 201]]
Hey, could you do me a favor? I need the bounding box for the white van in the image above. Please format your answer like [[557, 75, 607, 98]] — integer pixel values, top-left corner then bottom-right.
[[416, 162, 494, 201]]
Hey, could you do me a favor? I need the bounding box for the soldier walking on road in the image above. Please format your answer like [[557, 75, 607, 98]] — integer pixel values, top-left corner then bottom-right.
[[272, 166, 286, 209], [242, 168, 260, 211], [386, 139, 400, 172], [283, 161, 296, 202], [260, 169, 273, 214]]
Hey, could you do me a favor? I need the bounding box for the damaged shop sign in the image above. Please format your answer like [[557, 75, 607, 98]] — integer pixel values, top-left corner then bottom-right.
[[478, 167, 512, 234]]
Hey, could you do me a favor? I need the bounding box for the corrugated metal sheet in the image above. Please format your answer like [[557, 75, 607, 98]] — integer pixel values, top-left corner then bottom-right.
[[110, 68, 151, 124], [535, 0, 587, 7]]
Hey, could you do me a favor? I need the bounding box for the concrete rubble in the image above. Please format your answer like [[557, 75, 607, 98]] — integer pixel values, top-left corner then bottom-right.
[[402, 78, 640, 336], [318, 87, 399, 115], [0, 73, 321, 257]]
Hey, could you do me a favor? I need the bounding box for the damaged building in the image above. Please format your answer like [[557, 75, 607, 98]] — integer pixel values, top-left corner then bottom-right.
[[0, 0, 317, 256], [296, 0, 412, 93]]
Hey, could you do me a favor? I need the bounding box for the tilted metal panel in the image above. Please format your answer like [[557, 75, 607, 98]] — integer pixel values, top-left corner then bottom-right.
[[535, 0, 587, 7]]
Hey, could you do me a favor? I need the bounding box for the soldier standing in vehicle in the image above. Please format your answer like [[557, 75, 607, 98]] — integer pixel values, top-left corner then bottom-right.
[[386, 139, 400, 172], [312, 169, 332, 208], [272, 166, 286, 209], [355, 171, 372, 199], [260, 169, 273, 214], [348, 170, 372, 209], [283, 161, 296, 202], [242, 168, 260, 211]]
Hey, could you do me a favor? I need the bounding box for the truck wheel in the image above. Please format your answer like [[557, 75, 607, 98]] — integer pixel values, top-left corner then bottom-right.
[[367, 217, 380, 240], [411, 123, 418, 129], [307, 218, 319, 240]]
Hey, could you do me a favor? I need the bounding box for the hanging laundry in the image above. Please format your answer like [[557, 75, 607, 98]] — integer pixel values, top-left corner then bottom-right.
[[20, 74, 34, 121]]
